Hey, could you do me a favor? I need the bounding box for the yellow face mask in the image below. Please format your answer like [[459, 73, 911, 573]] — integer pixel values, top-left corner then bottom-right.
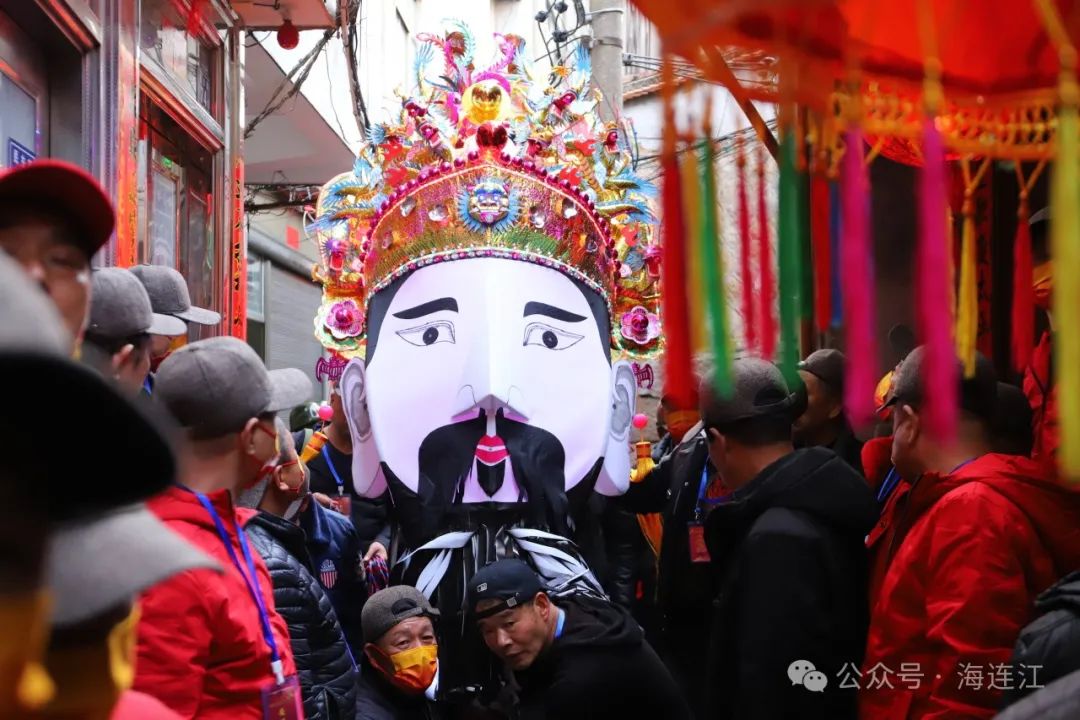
[[41, 603, 140, 720], [0, 590, 55, 717], [372, 643, 439, 694]]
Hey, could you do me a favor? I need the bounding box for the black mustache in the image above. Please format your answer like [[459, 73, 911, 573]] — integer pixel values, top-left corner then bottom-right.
[[411, 409, 569, 534]]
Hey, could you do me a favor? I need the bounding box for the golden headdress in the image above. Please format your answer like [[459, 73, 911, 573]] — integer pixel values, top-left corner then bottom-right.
[[310, 24, 662, 359]]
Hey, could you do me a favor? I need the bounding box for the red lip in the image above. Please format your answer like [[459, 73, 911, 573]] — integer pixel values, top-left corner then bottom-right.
[[476, 434, 509, 466]]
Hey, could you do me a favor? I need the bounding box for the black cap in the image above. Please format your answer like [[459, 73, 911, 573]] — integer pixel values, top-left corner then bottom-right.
[[798, 348, 845, 398], [882, 346, 998, 422], [467, 559, 544, 619]]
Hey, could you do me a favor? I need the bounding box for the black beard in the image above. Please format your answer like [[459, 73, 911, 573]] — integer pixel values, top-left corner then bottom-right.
[[385, 409, 589, 544]]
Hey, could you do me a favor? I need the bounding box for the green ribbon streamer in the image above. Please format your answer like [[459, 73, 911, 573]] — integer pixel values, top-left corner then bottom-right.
[[699, 140, 733, 396], [798, 170, 814, 323], [777, 128, 803, 386]]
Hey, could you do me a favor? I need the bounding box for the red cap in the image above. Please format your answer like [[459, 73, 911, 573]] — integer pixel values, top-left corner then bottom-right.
[[0, 160, 115, 257]]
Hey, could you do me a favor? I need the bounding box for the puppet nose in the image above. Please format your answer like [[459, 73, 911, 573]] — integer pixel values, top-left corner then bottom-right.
[[452, 343, 530, 420]]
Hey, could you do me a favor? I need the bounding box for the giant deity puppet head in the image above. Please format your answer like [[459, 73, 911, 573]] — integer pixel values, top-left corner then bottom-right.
[[310, 27, 662, 546]]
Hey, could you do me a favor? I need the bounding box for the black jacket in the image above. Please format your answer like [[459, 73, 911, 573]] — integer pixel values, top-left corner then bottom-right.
[[599, 500, 649, 610], [513, 595, 690, 720], [1005, 570, 1080, 707], [246, 512, 358, 720], [997, 667, 1080, 720], [355, 655, 441, 720], [703, 447, 876, 720], [619, 433, 714, 614], [829, 426, 865, 476]]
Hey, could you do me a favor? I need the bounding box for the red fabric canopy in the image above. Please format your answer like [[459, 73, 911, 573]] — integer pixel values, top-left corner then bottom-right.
[[633, 0, 1080, 100]]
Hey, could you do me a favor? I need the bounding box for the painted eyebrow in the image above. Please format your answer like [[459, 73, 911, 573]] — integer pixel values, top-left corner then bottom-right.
[[523, 301, 586, 322], [392, 297, 458, 319]]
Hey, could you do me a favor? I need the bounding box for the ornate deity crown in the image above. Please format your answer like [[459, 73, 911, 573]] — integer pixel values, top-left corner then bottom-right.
[[310, 23, 662, 358]]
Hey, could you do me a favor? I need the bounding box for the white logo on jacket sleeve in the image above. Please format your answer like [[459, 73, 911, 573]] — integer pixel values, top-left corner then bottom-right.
[[319, 558, 338, 588]]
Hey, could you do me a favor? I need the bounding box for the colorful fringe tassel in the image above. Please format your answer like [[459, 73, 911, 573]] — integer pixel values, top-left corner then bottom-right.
[[917, 116, 957, 442], [810, 176, 832, 334], [955, 199, 979, 377], [758, 146, 777, 360], [658, 56, 695, 411], [840, 127, 877, 428], [681, 142, 708, 354], [777, 124, 803, 386], [700, 131, 733, 396], [1011, 201, 1035, 371], [738, 141, 757, 353], [1052, 96, 1080, 479]]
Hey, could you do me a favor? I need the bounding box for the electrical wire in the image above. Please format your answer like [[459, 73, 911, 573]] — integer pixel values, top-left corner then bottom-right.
[[244, 28, 336, 140], [324, 50, 352, 142], [245, 30, 272, 47]]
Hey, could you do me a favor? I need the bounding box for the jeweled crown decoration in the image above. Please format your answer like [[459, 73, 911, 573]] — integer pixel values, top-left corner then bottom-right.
[[310, 23, 662, 358]]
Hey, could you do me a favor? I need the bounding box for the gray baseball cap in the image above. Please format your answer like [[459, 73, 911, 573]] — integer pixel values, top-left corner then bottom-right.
[[0, 251, 177, 520], [155, 336, 312, 438], [700, 357, 804, 429], [130, 264, 222, 325], [362, 585, 440, 642], [88, 268, 187, 339], [46, 504, 220, 626]]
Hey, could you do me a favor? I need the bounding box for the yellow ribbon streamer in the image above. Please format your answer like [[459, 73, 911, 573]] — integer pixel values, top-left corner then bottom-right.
[[1053, 91, 1080, 479], [680, 139, 708, 353], [955, 158, 990, 378]]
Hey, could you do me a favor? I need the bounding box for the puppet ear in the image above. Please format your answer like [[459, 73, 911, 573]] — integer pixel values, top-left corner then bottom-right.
[[595, 360, 636, 496], [339, 358, 387, 497]]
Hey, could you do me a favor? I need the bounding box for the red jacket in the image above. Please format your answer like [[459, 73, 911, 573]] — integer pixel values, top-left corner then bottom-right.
[[111, 690, 183, 719], [859, 454, 1080, 720], [865, 474, 911, 605], [134, 487, 296, 719], [1023, 331, 1058, 477]]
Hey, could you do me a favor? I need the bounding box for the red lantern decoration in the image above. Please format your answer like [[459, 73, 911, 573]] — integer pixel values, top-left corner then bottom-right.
[[277, 19, 299, 50]]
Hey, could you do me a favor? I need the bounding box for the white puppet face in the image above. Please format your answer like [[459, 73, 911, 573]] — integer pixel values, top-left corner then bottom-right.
[[342, 257, 634, 512]]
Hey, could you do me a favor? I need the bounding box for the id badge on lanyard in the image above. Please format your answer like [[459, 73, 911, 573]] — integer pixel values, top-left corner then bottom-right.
[[687, 522, 711, 563], [262, 675, 303, 720], [188, 490, 303, 720], [688, 466, 721, 563], [322, 445, 352, 515]]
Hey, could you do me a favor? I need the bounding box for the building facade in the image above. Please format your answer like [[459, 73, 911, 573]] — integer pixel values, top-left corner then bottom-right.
[[0, 0, 250, 337]]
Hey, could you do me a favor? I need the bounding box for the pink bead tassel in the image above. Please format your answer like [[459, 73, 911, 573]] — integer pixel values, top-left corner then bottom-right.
[[840, 127, 877, 429], [917, 117, 957, 442]]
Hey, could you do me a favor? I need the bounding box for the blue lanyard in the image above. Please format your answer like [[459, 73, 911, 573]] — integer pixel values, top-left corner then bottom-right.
[[554, 608, 566, 639], [878, 458, 977, 504], [694, 466, 724, 521], [322, 445, 345, 495], [877, 467, 900, 503], [188, 489, 285, 684]]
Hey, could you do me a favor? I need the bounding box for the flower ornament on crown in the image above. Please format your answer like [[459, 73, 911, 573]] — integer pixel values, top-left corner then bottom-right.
[[310, 22, 662, 359]]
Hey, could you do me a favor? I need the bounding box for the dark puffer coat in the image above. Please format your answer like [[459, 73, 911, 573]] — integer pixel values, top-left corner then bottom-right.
[[246, 512, 358, 720], [1004, 570, 1080, 708]]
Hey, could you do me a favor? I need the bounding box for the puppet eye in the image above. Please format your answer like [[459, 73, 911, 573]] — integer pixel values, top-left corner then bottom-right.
[[522, 322, 582, 350], [397, 320, 456, 346]]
